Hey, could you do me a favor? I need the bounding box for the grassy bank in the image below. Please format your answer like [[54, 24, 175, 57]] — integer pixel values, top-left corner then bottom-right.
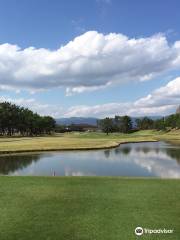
[[0, 177, 179, 240], [0, 129, 179, 154], [0, 130, 165, 154]]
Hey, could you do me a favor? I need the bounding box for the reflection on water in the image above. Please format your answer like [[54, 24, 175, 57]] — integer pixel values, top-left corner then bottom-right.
[[0, 141, 180, 178], [0, 154, 40, 175]]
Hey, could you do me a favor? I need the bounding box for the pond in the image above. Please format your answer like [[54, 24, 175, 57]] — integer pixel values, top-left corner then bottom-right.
[[0, 141, 180, 178]]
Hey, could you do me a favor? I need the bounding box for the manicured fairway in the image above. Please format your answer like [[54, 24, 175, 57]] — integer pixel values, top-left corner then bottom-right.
[[0, 130, 161, 154], [0, 177, 179, 240], [0, 130, 180, 154]]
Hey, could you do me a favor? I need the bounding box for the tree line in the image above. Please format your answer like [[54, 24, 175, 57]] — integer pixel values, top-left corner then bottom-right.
[[98, 113, 180, 134], [1, 101, 180, 136], [136, 114, 180, 130], [97, 116, 132, 135], [0, 102, 55, 136]]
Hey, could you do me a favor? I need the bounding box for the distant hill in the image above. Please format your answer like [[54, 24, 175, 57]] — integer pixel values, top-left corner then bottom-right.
[[56, 116, 162, 127], [56, 117, 98, 126]]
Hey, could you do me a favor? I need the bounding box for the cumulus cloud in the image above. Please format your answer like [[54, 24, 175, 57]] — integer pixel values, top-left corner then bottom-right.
[[134, 77, 180, 108], [1, 77, 180, 118], [64, 77, 180, 117], [0, 31, 180, 94]]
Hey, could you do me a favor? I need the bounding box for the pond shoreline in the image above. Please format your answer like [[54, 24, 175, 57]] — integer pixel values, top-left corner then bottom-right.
[[0, 140, 179, 178], [0, 139, 158, 156]]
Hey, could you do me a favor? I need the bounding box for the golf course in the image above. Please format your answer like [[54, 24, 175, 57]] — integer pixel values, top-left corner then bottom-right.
[[0, 177, 179, 240], [0, 129, 179, 154], [0, 130, 180, 239], [1, 0, 180, 238]]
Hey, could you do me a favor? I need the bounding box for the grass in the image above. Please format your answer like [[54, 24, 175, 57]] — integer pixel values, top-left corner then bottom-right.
[[155, 129, 180, 145], [0, 129, 180, 154], [0, 132, 180, 239], [0, 130, 164, 154], [0, 176, 179, 240]]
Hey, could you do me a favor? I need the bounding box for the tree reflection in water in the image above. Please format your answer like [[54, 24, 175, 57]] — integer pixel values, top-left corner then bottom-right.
[[114, 146, 131, 155], [104, 150, 110, 158], [165, 148, 180, 164], [114, 142, 180, 165], [0, 154, 41, 175], [0, 142, 179, 177]]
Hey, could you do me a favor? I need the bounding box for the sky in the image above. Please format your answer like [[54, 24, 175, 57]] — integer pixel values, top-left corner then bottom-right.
[[0, 0, 180, 118]]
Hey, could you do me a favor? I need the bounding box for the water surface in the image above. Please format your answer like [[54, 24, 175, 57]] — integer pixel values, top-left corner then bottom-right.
[[0, 141, 180, 178]]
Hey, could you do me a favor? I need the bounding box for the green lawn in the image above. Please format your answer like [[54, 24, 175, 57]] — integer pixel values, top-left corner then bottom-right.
[[0, 131, 180, 239], [0, 130, 169, 154], [0, 130, 180, 155], [0, 177, 179, 240]]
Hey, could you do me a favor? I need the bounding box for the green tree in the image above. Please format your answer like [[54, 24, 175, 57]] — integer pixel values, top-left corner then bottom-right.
[[0, 102, 56, 136], [121, 116, 132, 133], [136, 117, 153, 130], [98, 117, 114, 135], [153, 118, 166, 130]]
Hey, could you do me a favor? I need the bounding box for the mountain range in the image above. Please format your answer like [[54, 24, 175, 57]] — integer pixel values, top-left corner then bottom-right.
[[56, 117, 98, 126], [56, 116, 162, 126]]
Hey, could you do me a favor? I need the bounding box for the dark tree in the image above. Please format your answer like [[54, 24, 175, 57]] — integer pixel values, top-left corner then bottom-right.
[[98, 117, 114, 135], [0, 102, 55, 136], [153, 118, 166, 130], [136, 117, 154, 130], [121, 115, 132, 133], [114, 115, 132, 133]]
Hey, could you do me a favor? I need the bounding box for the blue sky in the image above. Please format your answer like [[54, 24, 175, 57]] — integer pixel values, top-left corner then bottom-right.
[[0, 0, 180, 118]]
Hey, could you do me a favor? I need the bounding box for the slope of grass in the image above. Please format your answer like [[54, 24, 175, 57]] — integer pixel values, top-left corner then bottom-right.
[[156, 129, 180, 145], [0, 176, 179, 240]]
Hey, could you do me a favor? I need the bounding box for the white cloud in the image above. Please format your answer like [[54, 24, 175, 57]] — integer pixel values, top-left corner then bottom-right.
[[0, 31, 180, 94], [63, 102, 129, 117], [134, 77, 180, 108], [64, 77, 180, 117], [1, 77, 180, 118]]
